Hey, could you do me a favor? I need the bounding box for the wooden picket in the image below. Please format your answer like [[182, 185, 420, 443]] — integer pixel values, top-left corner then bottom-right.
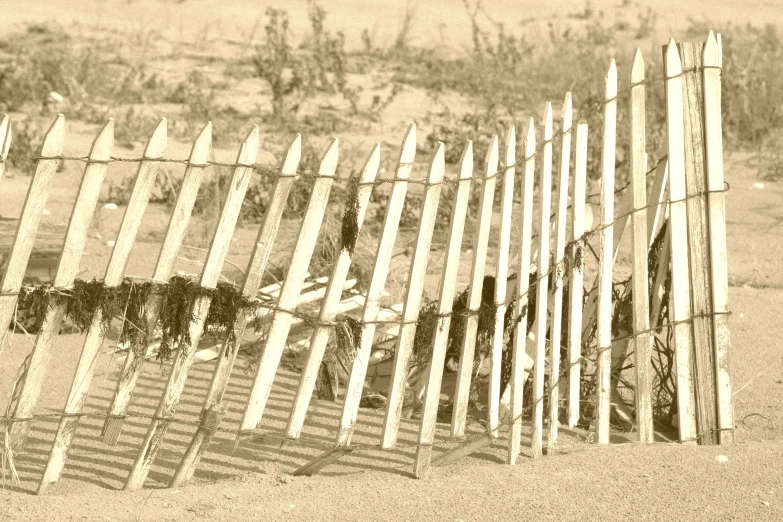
[[548, 94, 572, 450], [566, 121, 588, 429], [531, 103, 553, 457], [487, 128, 514, 439], [0, 33, 738, 494], [413, 141, 473, 478], [508, 118, 536, 463]]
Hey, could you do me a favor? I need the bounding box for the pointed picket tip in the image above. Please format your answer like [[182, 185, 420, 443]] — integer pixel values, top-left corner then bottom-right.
[[544, 102, 553, 136], [716, 33, 723, 65], [458, 141, 473, 179], [0, 115, 10, 158], [485, 135, 499, 171], [632, 49, 645, 83], [279, 133, 303, 177], [235, 124, 260, 166], [562, 92, 573, 129], [704, 31, 719, 67], [427, 142, 446, 183], [3, 123, 11, 158], [666, 38, 682, 77], [605, 60, 618, 98], [188, 121, 213, 166], [525, 117, 536, 155], [318, 138, 339, 177], [39, 114, 65, 158], [87, 119, 115, 162], [359, 143, 381, 184], [396, 123, 417, 166], [142, 118, 167, 159]]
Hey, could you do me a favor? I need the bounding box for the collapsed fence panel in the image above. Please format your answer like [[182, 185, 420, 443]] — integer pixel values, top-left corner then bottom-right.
[[0, 33, 737, 495]]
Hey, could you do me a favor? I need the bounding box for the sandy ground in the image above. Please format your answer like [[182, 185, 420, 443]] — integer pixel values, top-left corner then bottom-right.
[[0, 1, 782, 520]]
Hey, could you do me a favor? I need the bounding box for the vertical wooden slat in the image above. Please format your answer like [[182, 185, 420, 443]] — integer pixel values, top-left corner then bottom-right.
[[595, 60, 617, 445], [450, 136, 499, 438], [486, 128, 515, 439], [124, 126, 260, 491], [380, 143, 445, 449], [0, 115, 64, 358], [6, 118, 109, 451], [678, 40, 719, 445], [238, 140, 337, 435], [531, 103, 553, 457], [170, 135, 306, 486], [36, 121, 168, 493], [703, 31, 734, 444], [335, 124, 416, 447], [284, 145, 380, 441], [0, 114, 11, 181], [664, 38, 697, 443], [548, 94, 572, 449], [630, 49, 654, 443], [413, 141, 473, 477], [567, 121, 588, 429], [508, 118, 536, 463], [102, 122, 212, 445]]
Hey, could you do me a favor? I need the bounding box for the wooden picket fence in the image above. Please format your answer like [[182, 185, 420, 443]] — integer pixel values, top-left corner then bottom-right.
[[0, 33, 733, 494]]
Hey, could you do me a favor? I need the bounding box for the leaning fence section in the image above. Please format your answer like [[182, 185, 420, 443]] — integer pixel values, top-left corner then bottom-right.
[[0, 32, 733, 494]]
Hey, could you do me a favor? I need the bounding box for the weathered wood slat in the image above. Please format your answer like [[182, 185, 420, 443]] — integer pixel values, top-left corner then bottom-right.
[[380, 144, 445, 449], [531, 103, 553, 457], [508, 118, 536, 463], [567, 121, 588, 429], [450, 137, 499, 438], [664, 39, 697, 442], [0, 115, 64, 360], [679, 41, 719, 445], [238, 140, 337, 435], [548, 94, 572, 450], [703, 32, 733, 444], [412, 141, 473, 478], [168, 135, 306, 486], [124, 126, 260, 491], [334, 124, 415, 448], [37, 120, 168, 493], [595, 61, 617, 445], [284, 146, 380, 441], [7, 118, 108, 453], [102, 122, 212, 445], [630, 50, 654, 443]]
